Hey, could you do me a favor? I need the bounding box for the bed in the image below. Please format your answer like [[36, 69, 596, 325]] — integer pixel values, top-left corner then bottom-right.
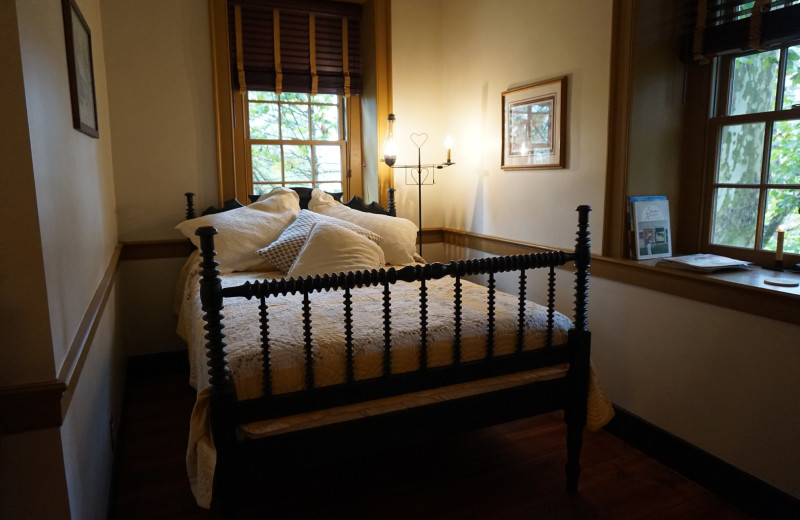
[[174, 187, 613, 514]]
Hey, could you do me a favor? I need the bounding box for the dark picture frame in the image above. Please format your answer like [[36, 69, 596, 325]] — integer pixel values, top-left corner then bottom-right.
[[62, 0, 99, 138], [501, 76, 566, 170]]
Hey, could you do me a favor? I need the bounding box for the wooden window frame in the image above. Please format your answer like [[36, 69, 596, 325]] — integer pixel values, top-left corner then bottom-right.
[[700, 43, 800, 267]]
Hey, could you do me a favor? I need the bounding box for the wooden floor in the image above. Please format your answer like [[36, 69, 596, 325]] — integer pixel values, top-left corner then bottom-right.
[[110, 364, 750, 520]]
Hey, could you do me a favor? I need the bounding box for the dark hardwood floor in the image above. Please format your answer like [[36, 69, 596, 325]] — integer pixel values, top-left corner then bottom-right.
[[110, 360, 750, 520]]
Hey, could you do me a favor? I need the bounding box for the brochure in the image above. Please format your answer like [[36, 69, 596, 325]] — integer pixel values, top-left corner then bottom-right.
[[632, 197, 672, 260], [657, 254, 752, 272]]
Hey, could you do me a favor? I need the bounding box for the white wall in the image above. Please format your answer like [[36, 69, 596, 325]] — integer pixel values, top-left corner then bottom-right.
[[102, 0, 218, 242], [17, 0, 118, 372], [591, 277, 800, 498], [392, 0, 612, 252], [4, 0, 125, 517], [0, 0, 55, 387]]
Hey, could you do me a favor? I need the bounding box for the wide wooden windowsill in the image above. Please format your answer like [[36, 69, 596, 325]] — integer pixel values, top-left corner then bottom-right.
[[591, 256, 800, 326]]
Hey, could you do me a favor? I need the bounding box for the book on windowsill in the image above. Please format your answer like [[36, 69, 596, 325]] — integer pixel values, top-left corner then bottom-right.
[[656, 254, 753, 273]]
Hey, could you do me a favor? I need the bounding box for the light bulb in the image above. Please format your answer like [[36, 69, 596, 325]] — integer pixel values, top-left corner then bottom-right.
[[383, 114, 397, 167]]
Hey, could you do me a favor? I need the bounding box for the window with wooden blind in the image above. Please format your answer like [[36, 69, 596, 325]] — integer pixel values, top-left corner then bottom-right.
[[208, 0, 373, 205], [688, 1, 800, 265]]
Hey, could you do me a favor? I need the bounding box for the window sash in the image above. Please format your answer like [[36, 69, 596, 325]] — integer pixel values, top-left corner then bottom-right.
[[244, 93, 346, 194], [703, 43, 800, 261]]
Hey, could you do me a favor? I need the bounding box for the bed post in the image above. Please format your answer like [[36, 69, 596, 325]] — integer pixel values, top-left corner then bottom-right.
[[565, 205, 591, 493], [387, 187, 396, 217], [185, 192, 196, 220], [195, 226, 240, 514]]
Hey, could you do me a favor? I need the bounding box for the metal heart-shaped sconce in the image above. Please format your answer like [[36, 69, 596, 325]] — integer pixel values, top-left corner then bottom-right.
[[410, 132, 428, 149]]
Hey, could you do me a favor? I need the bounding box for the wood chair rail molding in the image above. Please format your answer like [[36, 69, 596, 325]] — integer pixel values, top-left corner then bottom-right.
[[121, 230, 800, 326], [0, 245, 121, 435]]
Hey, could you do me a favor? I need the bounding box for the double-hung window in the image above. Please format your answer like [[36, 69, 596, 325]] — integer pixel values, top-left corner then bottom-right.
[[246, 91, 346, 197], [705, 42, 800, 262]]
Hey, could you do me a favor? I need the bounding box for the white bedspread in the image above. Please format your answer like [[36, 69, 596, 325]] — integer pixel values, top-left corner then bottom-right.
[[176, 259, 614, 508]]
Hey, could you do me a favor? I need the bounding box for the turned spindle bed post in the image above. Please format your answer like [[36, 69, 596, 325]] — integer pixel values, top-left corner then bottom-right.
[[565, 205, 592, 493], [195, 225, 240, 511]]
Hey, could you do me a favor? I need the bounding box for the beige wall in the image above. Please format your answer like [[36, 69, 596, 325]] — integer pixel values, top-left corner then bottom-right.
[[102, 0, 218, 242], [0, 0, 55, 387], [2, 0, 124, 517], [591, 277, 800, 498], [392, 0, 612, 252], [17, 0, 118, 372]]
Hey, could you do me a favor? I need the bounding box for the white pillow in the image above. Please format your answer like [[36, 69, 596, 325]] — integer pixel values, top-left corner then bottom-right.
[[288, 221, 386, 278], [175, 188, 300, 273], [308, 189, 418, 265], [256, 210, 381, 272]]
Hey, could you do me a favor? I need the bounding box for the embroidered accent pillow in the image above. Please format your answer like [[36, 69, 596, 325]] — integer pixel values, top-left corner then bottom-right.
[[256, 209, 381, 273], [288, 222, 385, 278]]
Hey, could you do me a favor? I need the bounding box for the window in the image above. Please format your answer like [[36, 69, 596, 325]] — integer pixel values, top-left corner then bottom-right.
[[706, 42, 800, 262], [246, 91, 346, 196]]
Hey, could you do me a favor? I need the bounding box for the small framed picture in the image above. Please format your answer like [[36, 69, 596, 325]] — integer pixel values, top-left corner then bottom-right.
[[501, 76, 566, 170], [62, 0, 99, 138]]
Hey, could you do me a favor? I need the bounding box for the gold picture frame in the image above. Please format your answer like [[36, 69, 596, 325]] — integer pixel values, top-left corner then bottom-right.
[[501, 76, 566, 170]]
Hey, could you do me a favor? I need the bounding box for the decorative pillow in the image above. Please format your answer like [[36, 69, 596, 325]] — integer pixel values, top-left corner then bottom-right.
[[174, 188, 300, 273], [256, 209, 381, 273], [308, 189, 418, 265], [288, 221, 386, 278]]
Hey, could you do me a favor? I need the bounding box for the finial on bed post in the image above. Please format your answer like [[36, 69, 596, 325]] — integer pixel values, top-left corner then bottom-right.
[[565, 205, 591, 495], [185, 192, 196, 220], [387, 187, 396, 217], [195, 225, 239, 512]]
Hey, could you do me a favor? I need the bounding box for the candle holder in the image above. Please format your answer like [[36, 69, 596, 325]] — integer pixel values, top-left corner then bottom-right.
[[381, 114, 455, 256], [763, 260, 784, 272]]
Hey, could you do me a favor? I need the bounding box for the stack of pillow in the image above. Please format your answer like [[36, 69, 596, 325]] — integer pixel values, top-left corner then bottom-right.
[[175, 187, 419, 277]]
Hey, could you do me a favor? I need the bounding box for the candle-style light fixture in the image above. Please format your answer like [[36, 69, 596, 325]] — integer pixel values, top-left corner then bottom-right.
[[382, 113, 455, 256]]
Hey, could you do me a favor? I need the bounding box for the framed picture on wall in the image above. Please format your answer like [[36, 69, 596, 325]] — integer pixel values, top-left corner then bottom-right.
[[62, 0, 99, 138], [501, 76, 566, 170]]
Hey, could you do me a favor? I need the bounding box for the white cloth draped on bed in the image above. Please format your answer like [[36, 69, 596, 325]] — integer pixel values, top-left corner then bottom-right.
[[175, 257, 614, 508]]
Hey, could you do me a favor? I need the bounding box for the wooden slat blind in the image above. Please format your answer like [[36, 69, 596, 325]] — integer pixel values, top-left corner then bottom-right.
[[228, 0, 362, 95], [688, 0, 800, 60]]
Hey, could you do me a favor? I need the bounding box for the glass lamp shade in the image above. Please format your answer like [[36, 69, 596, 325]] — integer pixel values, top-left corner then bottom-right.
[[383, 113, 397, 167]]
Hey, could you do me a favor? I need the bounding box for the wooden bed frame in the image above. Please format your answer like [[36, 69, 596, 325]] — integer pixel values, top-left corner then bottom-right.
[[183, 190, 591, 515]]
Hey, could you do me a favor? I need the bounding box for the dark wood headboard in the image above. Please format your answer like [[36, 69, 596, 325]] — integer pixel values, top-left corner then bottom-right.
[[184, 187, 396, 220]]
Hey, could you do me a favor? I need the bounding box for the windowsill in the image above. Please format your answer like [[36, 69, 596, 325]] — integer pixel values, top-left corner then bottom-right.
[[591, 256, 800, 326]]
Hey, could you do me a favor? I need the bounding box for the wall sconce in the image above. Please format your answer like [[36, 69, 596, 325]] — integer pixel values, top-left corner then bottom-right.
[[382, 113, 455, 256]]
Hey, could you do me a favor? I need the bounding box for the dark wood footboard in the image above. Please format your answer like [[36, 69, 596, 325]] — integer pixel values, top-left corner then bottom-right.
[[195, 205, 592, 513]]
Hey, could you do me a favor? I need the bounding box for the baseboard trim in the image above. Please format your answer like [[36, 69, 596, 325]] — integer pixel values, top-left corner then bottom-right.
[[605, 406, 800, 519]]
